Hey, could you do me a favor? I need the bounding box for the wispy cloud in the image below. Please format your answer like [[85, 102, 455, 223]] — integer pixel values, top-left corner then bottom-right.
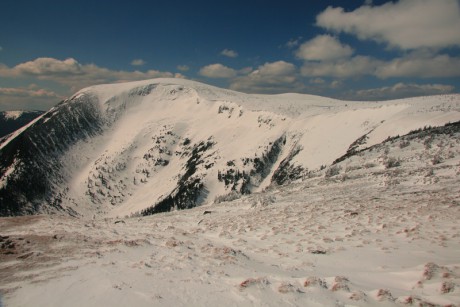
[[0, 57, 180, 93], [177, 65, 190, 72], [285, 37, 302, 49], [131, 59, 146, 66], [220, 49, 238, 58], [345, 83, 455, 100], [309, 78, 325, 85], [0, 87, 62, 98], [0, 86, 65, 110]]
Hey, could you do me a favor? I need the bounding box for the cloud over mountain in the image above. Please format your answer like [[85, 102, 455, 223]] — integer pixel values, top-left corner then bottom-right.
[[230, 61, 302, 93], [347, 82, 455, 100], [316, 0, 460, 49], [0, 58, 182, 109], [0, 86, 65, 110], [199, 63, 237, 78], [0, 58, 179, 90]]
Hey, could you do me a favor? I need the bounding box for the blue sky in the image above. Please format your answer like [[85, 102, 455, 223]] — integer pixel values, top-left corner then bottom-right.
[[1, 0, 460, 110]]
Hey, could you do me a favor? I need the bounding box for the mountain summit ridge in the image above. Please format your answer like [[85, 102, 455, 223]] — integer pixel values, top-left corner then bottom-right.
[[1, 78, 459, 216]]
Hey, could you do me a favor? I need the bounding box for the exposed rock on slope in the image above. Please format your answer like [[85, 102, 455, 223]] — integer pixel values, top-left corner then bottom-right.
[[0, 78, 459, 217]]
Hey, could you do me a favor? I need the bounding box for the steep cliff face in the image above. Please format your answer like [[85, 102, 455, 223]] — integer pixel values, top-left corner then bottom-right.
[[0, 94, 104, 215], [1, 78, 459, 217]]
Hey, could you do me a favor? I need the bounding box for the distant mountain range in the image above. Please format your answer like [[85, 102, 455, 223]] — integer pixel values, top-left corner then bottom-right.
[[0, 111, 44, 138], [0, 78, 459, 217]]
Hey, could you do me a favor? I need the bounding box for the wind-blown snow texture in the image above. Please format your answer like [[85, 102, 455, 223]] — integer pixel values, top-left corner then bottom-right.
[[1, 123, 460, 306], [0, 78, 459, 217], [1, 79, 460, 306]]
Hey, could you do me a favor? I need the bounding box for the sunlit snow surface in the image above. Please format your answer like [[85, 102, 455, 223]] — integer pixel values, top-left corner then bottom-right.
[[0, 81, 460, 306], [1, 105, 460, 306], [2, 111, 24, 120], [3, 78, 457, 217]]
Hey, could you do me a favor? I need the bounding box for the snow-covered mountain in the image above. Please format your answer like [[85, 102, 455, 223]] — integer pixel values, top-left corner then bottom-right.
[[0, 110, 44, 138], [1, 120, 460, 306], [1, 78, 459, 217]]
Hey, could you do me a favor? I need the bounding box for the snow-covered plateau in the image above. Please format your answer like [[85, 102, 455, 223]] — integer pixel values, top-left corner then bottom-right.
[[0, 78, 459, 306]]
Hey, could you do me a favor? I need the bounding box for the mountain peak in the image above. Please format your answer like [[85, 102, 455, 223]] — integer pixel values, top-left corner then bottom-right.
[[1, 80, 460, 217]]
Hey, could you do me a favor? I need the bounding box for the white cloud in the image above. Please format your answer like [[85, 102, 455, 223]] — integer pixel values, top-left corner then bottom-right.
[[300, 52, 460, 79], [0, 87, 65, 110], [131, 59, 146, 66], [238, 67, 253, 74], [0, 58, 185, 110], [375, 52, 460, 78], [0, 87, 62, 98], [177, 65, 190, 72], [285, 37, 302, 49], [256, 61, 296, 76], [0, 46, 3, 52], [0, 57, 178, 93], [199, 63, 237, 78], [230, 61, 302, 94], [301, 55, 380, 78], [316, 0, 460, 49], [309, 78, 325, 85], [349, 83, 455, 100], [221, 49, 238, 58], [13, 58, 83, 76], [296, 35, 354, 61]]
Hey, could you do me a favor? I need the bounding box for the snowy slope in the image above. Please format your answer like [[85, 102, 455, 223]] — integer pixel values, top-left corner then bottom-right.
[[0, 78, 459, 217], [1, 124, 459, 306], [0, 110, 44, 138]]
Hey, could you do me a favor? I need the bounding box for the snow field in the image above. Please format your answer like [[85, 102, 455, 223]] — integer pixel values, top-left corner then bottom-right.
[[1, 129, 459, 306]]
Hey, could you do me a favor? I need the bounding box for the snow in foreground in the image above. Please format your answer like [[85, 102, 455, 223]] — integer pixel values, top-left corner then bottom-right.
[[1, 131, 460, 306]]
